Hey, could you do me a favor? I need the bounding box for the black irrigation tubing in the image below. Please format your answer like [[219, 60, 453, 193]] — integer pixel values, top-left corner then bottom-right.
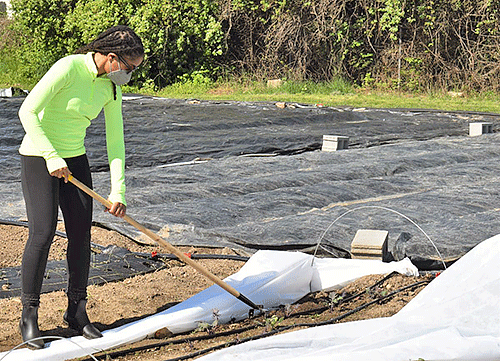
[[338, 271, 399, 304], [157, 279, 432, 361], [88, 276, 430, 361], [272, 271, 402, 319], [91, 324, 261, 360], [298, 280, 431, 329], [0, 218, 250, 262], [139, 252, 250, 262], [265, 271, 402, 320], [161, 328, 285, 361]]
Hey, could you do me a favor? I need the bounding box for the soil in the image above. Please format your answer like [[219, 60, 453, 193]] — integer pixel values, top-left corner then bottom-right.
[[0, 223, 435, 360]]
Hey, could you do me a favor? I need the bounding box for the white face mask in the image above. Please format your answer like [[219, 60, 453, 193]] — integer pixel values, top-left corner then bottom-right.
[[107, 58, 132, 86]]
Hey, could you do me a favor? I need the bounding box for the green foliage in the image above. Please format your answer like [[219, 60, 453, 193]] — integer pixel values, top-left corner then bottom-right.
[[162, 69, 215, 96], [193, 308, 220, 335], [2, 0, 500, 93], [10, 0, 78, 82], [62, 0, 131, 48], [6, 0, 225, 87], [264, 314, 284, 331], [129, 0, 224, 87], [379, 0, 405, 41], [0, 17, 20, 86], [329, 292, 344, 308]]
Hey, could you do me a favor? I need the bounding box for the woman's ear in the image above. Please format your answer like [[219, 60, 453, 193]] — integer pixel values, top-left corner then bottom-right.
[[93, 52, 113, 76], [106, 53, 119, 72]]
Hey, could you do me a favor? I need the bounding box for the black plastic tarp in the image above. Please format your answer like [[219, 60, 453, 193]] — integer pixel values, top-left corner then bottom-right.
[[0, 243, 167, 299], [1, 96, 499, 269]]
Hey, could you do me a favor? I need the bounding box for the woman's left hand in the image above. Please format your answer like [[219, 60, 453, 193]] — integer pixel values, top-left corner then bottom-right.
[[106, 202, 127, 218]]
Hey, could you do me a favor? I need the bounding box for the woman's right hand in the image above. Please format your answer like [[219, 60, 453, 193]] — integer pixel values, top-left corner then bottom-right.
[[50, 167, 71, 182]]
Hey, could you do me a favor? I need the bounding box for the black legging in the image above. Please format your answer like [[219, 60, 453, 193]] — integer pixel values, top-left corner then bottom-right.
[[20, 154, 93, 307]]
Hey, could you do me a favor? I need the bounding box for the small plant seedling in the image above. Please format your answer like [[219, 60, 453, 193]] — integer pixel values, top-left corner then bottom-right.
[[265, 314, 284, 331], [194, 308, 221, 335], [329, 292, 344, 309], [194, 321, 212, 333]]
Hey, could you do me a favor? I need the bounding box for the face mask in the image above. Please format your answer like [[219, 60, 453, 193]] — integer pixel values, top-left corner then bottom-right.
[[107, 58, 132, 86]]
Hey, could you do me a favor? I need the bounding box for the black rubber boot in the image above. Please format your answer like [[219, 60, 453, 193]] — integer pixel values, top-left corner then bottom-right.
[[19, 306, 45, 349], [63, 299, 103, 339]]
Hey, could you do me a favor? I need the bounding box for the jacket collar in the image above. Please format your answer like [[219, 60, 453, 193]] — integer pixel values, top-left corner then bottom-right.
[[84, 52, 99, 78]]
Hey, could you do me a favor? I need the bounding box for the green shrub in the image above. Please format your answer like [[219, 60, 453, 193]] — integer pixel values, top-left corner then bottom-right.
[[129, 0, 224, 88], [4, 0, 500, 93], [7, 0, 225, 88], [10, 0, 78, 83]]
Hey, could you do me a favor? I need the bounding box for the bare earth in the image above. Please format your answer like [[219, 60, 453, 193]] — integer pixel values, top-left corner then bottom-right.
[[0, 223, 433, 360]]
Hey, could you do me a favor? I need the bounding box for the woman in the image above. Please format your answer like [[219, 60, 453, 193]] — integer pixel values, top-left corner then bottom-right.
[[18, 25, 144, 349]]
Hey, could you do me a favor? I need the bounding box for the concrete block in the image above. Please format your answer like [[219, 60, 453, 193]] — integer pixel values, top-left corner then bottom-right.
[[322, 135, 349, 151], [267, 79, 283, 88], [350, 253, 385, 260], [469, 122, 493, 136], [351, 229, 388, 261]]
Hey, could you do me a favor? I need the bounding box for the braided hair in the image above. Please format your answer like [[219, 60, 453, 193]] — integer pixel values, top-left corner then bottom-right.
[[76, 25, 144, 99]]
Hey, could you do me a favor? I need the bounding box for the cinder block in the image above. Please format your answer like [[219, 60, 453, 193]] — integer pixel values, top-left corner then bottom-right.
[[267, 79, 283, 88], [322, 135, 349, 151], [351, 229, 388, 261], [350, 253, 385, 260], [469, 122, 493, 136]]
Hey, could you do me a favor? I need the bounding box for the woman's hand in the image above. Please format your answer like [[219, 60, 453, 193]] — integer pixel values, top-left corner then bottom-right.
[[50, 167, 71, 182], [106, 202, 127, 218]]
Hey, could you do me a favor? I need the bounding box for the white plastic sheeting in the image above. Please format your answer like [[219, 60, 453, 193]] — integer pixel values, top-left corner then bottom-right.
[[199, 234, 500, 361], [310, 256, 418, 292], [0, 252, 417, 360]]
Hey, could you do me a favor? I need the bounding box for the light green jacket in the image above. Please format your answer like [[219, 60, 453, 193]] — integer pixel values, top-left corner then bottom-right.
[[18, 52, 126, 205]]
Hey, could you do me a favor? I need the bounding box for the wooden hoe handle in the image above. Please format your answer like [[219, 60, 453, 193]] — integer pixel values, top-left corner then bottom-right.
[[67, 175, 262, 311]]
